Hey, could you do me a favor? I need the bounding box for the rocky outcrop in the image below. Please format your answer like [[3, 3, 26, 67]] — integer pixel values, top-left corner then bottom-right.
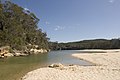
[[0, 45, 50, 58], [4, 53, 14, 57], [30, 48, 48, 54], [13, 50, 28, 56], [27, 44, 49, 54], [0, 46, 28, 58], [0, 46, 14, 58]]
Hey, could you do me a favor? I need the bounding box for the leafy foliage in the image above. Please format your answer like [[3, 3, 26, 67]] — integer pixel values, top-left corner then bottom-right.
[[0, 1, 49, 50]]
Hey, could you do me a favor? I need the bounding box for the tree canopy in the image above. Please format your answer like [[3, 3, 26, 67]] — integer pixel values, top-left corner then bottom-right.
[[0, 1, 49, 50]]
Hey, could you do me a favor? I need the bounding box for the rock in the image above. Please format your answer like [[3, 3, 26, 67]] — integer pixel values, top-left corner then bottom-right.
[[4, 53, 14, 57], [14, 52, 28, 57], [0, 46, 10, 53], [34, 45, 39, 48], [0, 55, 4, 58], [47, 49, 51, 52], [14, 52, 21, 56], [13, 50, 28, 57], [0, 46, 12, 58], [43, 49, 48, 53], [30, 48, 48, 54], [48, 63, 64, 68], [19, 53, 28, 56], [0, 45, 49, 58], [69, 64, 74, 66]]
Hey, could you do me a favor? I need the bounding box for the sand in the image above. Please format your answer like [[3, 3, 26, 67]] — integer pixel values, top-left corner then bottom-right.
[[22, 49, 120, 80]]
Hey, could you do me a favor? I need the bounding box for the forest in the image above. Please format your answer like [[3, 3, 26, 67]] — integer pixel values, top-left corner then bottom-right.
[[0, 1, 49, 52], [50, 39, 120, 50]]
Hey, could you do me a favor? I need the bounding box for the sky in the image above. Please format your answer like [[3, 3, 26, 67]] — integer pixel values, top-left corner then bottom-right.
[[11, 0, 120, 42]]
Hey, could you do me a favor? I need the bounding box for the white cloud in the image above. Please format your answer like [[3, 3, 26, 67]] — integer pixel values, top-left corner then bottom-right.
[[24, 8, 29, 11], [54, 26, 65, 31], [45, 21, 50, 25], [54, 28, 58, 31], [109, 0, 115, 3]]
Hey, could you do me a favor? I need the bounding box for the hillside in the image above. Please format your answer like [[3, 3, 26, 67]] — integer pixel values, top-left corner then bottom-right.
[[0, 1, 49, 57], [50, 39, 120, 50]]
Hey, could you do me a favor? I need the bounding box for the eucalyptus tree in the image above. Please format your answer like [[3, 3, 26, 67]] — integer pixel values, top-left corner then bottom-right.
[[0, 1, 49, 50]]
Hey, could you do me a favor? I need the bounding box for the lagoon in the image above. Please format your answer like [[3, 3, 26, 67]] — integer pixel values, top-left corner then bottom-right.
[[0, 50, 92, 80]]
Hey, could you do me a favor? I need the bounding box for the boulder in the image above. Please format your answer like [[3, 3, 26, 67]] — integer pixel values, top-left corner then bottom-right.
[[0, 46, 11, 58], [48, 63, 64, 68], [13, 50, 28, 57], [69, 64, 74, 66], [43, 49, 47, 53], [4, 53, 14, 57], [14, 52, 28, 56], [0, 46, 10, 53], [14, 52, 22, 56], [30, 48, 48, 54]]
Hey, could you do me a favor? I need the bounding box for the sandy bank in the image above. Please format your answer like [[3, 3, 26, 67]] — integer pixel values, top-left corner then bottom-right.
[[22, 50, 120, 80], [72, 49, 120, 68]]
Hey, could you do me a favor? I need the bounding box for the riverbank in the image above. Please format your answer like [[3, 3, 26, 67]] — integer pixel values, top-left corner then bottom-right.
[[22, 49, 120, 80], [0, 46, 49, 58]]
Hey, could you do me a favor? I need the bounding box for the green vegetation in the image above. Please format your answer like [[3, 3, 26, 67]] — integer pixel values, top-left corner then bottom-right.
[[0, 1, 49, 51], [50, 39, 120, 50]]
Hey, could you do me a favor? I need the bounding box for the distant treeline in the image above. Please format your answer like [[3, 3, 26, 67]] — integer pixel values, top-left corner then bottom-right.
[[49, 39, 120, 50]]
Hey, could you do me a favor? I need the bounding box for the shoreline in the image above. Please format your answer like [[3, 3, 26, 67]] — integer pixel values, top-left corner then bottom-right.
[[72, 49, 120, 67], [22, 49, 120, 80]]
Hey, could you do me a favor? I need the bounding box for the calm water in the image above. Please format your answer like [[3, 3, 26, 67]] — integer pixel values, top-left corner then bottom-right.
[[0, 50, 92, 80], [47, 50, 92, 65]]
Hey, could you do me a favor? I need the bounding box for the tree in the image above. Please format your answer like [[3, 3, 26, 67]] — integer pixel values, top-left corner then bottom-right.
[[0, 1, 49, 50], [111, 39, 120, 49]]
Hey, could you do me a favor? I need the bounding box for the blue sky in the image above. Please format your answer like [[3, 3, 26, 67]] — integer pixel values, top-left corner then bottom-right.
[[12, 0, 120, 42]]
